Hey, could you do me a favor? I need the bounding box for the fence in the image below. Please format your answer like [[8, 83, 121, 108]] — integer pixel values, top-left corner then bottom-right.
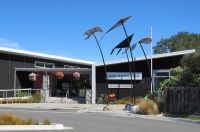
[[164, 87, 200, 115], [0, 88, 41, 98]]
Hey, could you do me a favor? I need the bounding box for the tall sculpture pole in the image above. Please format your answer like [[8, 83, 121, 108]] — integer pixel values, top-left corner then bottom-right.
[[107, 16, 136, 105], [121, 23, 137, 105], [138, 38, 154, 97], [84, 27, 109, 95], [110, 34, 134, 103]]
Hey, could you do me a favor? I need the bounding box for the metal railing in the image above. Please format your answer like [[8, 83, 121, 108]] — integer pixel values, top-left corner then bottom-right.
[[0, 88, 41, 99]]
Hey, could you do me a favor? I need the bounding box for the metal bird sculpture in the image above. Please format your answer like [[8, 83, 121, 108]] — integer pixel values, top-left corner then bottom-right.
[[122, 42, 137, 54], [110, 34, 133, 55], [107, 16, 136, 104]]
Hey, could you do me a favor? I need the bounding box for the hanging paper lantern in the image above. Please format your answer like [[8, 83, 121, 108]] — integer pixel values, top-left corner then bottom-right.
[[55, 71, 64, 79], [73, 72, 80, 80], [29, 72, 37, 81]]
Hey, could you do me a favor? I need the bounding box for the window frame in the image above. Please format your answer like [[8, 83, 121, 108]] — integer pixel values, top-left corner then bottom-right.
[[64, 65, 80, 68], [34, 61, 55, 68]]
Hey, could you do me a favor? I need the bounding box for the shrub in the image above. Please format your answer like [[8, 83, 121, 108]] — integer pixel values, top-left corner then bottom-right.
[[159, 67, 183, 91], [25, 118, 39, 125], [116, 97, 150, 105], [96, 94, 117, 104], [181, 53, 200, 73], [0, 113, 22, 125], [0, 113, 50, 125], [31, 92, 41, 103], [0, 99, 32, 104], [16, 91, 29, 97], [159, 53, 200, 91], [135, 97, 144, 104], [153, 97, 164, 113], [96, 94, 108, 104], [136, 97, 159, 115], [42, 119, 51, 125], [116, 97, 132, 104]]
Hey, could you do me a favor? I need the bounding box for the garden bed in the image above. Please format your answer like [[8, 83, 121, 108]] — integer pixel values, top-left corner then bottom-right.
[[0, 113, 73, 130], [0, 94, 41, 104]]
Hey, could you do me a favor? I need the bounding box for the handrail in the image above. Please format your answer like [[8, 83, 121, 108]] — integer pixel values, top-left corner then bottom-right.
[[0, 88, 41, 92], [0, 88, 42, 99]]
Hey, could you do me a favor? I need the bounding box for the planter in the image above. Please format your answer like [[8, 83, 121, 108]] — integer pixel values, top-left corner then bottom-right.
[[73, 72, 80, 80], [55, 72, 64, 79], [29, 73, 37, 81]]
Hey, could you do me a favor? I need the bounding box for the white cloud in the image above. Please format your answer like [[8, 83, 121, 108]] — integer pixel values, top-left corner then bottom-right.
[[0, 37, 20, 49]]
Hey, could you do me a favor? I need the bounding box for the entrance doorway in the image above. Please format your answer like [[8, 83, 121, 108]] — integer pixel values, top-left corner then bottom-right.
[[14, 68, 92, 103], [54, 74, 91, 99]]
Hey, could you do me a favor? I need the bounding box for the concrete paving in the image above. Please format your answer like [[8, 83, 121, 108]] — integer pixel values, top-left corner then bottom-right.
[[0, 103, 109, 110], [0, 105, 199, 132], [0, 103, 200, 129]]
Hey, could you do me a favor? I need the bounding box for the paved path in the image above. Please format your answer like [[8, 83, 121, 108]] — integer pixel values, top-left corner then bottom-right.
[[0, 104, 199, 132]]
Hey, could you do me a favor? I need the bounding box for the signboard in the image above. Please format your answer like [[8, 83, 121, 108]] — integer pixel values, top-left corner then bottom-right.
[[107, 72, 142, 80], [108, 84, 132, 89]]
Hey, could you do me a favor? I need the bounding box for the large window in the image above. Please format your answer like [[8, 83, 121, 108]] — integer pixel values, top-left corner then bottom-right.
[[35, 61, 55, 68], [153, 70, 170, 91]]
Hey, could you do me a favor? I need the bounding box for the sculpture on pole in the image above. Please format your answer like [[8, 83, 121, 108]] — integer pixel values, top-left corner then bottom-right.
[[128, 37, 154, 97], [107, 16, 137, 105], [84, 27, 109, 95], [138, 38, 154, 97]]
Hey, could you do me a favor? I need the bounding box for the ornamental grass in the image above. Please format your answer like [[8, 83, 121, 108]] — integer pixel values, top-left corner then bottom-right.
[[0, 113, 50, 125], [136, 97, 159, 115]]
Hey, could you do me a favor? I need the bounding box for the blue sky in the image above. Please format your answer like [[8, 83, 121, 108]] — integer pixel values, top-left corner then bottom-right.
[[0, 0, 200, 62]]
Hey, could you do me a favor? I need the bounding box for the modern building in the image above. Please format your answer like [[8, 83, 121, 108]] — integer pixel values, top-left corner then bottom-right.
[[0, 47, 94, 103], [0, 47, 195, 103], [94, 49, 195, 100]]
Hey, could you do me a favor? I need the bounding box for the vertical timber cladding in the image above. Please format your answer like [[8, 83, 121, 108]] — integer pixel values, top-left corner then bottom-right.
[[96, 55, 184, 99], [96, 60, 151, 99], [0, 53, 9, 95], [0, 52, 92, 97]]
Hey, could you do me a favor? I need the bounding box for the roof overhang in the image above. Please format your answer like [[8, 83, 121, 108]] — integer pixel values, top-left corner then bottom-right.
[[15, 68, 91, 74], [0, 47, 94, 66], [94, 49, 196, 66]]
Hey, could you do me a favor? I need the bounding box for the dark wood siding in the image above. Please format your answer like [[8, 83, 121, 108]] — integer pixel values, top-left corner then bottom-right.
[[0, 52, 91, 94], [96, 55, 183, 99], [0, 53, 9, 90]]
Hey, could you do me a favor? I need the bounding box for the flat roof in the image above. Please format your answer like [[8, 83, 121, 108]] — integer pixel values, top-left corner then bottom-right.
[[15, 68, 91, 74], [0, 47, 94, 65], [95, 49, 195, 66]]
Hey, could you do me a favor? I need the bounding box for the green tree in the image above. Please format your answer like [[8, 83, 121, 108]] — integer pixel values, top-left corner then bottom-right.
[[159, 53, 200, 91], [181, 53, 200, 73], [154, 32, 200, 54]]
